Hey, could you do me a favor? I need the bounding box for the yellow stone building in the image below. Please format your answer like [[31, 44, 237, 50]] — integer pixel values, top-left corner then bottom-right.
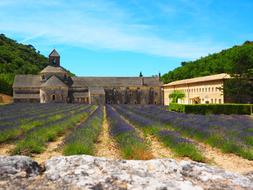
[[163, 73, 231, 105]]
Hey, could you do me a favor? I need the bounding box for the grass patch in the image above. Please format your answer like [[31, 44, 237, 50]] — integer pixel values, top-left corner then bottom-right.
[[114, 132, 153, 160]]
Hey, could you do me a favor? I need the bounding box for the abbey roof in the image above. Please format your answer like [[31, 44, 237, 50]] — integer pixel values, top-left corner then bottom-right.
[[40, 66, 67, 74], [13, 75, 41, 88], [41, 76, 68, 88], [71, 77, 162, 87]]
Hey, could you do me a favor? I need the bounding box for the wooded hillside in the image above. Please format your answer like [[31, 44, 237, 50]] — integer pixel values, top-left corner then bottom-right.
[[0, 34, 48, 95], [0, 34, 74, 95], [161, 41, 253, 84]]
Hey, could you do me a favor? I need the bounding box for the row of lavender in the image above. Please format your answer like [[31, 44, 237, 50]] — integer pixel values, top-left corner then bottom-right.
[[63, 106, 104, 155], [120, 105, 253, 160], [106, 105, 153, 160], [113, 105, 204, 161], [0, 104, 89, 143], [0, 103, 83, 130], [12, 105, 97, 155]]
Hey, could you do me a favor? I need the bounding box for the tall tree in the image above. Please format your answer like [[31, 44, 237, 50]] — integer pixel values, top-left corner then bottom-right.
[[224, 51, 253, 103]]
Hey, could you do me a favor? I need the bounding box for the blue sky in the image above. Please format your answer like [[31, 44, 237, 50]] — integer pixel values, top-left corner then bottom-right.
[[0, 0, 252, 76]]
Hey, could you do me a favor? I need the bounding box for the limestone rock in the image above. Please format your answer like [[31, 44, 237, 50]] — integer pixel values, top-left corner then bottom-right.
[[45, 155, 253, 190], [1, 155, 253, 190], [0, 156, 41, 180]]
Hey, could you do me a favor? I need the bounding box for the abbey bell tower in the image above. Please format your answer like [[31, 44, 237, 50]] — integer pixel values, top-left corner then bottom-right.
[[49, 49, 60, 67]]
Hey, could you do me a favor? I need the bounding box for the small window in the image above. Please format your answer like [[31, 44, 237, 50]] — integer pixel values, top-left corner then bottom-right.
[[219, 99, 222, 104]]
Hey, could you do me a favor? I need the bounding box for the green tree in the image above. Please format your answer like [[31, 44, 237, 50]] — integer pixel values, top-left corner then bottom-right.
[[224, 50, 253, 103], [169, 90, 185, 103]]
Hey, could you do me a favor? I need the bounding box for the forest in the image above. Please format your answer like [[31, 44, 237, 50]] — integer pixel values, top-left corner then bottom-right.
[[161, 41, 253, 84], [0, 34, 49, 95]]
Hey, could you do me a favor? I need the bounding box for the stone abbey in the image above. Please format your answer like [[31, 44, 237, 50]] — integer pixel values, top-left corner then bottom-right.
[[13, 49, 163, 104]]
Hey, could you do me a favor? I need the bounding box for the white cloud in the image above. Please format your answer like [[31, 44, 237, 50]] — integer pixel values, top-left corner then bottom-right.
[[0, 0, 224, 59]]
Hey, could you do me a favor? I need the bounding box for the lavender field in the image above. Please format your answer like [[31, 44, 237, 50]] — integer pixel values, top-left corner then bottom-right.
[[0, 103, 253, 164]]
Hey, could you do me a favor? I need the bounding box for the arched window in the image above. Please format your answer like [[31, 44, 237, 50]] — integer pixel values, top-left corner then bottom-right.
[[52, 94, 56, 101]]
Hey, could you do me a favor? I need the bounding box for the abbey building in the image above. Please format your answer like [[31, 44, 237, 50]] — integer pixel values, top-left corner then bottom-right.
[[13, 49, 163, 104]]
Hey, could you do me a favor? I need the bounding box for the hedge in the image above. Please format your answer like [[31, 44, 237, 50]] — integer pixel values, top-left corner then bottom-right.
[[168, 103, 253, 115]]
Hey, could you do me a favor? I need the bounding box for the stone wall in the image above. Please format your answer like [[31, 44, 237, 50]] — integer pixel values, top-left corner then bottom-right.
[[40, 88, 68, 103], [105, 86, 162, 105]]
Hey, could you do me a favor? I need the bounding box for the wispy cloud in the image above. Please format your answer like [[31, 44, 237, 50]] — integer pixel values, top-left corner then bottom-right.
[[0, 0, 225, 59]]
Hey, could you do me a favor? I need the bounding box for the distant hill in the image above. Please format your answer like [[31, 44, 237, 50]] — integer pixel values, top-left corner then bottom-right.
[[161, 41, 253, 84], [0, 34, 73, 95]]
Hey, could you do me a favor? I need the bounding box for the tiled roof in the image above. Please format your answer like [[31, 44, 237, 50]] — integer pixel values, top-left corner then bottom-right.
[[13, 74, 162, 89], [163, 73, 231, 87], [13, 75, 41, 88], [89, 87, 105, 95], [71, 77, 162, 87], [41, 76, 68, 88], [40, 66, 67, 74]]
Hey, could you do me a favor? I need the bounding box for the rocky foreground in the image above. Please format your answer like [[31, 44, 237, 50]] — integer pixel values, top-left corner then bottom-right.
[[0, 155, 252, 190]]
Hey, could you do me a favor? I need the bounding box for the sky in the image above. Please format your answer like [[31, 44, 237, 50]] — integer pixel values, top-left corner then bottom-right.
[[0, 0, 252, 77]]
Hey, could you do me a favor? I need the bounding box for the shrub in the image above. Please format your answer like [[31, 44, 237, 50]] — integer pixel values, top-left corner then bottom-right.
[[169, 103, 253, 115], [168, 103, 185, 112]]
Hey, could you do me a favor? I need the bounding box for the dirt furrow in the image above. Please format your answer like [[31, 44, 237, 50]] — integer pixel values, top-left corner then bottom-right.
[[145, 134, 175, 159], [32, 136, 64, 164], [195, 141, 253, 174], [95, 107, 121, 159], [0, 144, 15, 156]]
